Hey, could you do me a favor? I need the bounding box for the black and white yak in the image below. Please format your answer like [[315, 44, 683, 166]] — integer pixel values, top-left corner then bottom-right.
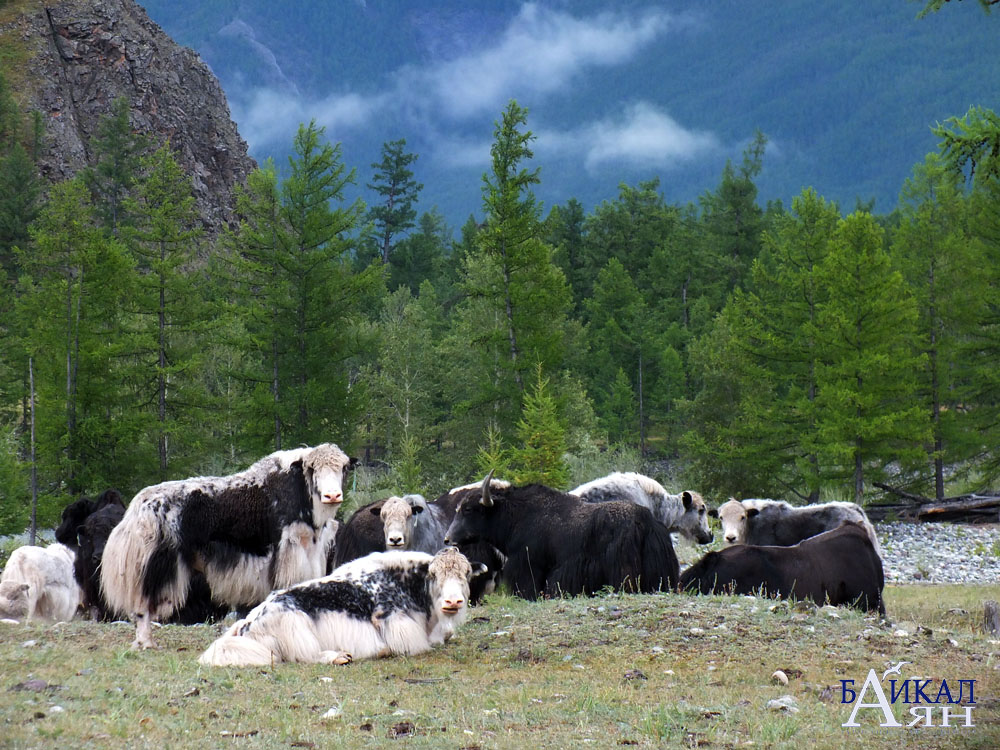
[[198, 547, 481, 667], [443, 473, 679, 600], [101, 444, 355, 649], [570, 472, 714, 544], [73, 501, 227, 623], [333, 482, 508, 602], [711, 498, 881, 554]]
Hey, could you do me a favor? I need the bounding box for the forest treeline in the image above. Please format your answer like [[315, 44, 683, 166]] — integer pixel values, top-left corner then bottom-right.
[[1, 73, 999, 533]]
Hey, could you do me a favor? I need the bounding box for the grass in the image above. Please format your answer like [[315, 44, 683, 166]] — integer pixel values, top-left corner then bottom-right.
[[0, 585, 997, 749]]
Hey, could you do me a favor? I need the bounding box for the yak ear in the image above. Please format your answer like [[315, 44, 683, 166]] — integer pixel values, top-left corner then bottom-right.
[[746, 507, 760, 518], [348, 456, 360, 471], [682, 491, 694, 510], [411, 504, 424, 514], [708, 508, 719, 518], [369, 505, 383, 516], [480, 469, 495, 508]]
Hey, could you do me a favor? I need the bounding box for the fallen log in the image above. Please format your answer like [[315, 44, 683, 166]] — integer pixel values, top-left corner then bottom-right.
[[916, 494, 1000, 522]]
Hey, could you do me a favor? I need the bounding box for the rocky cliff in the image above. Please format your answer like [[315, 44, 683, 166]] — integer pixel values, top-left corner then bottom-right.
[[0, 0, 256, 231]]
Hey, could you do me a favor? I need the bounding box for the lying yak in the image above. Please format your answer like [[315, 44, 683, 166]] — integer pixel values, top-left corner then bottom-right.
[[333, 485, 507, 602], [570, 472, 714, 544], [679, 522, 885, 614], [198, 547, 481, 667], [0, 543, 81, 623], [711, 498, 881, 554], [101, 444, 355, 649], [443, 473, 679, 599]]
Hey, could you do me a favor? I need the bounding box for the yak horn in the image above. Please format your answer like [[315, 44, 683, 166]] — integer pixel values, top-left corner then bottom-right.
[[480, 469, 495, 507]]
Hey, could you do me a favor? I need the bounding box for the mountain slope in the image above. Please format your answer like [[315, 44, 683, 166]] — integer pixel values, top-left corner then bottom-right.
[[139, 1, 1000, 222], [0, 0, 255, 231]]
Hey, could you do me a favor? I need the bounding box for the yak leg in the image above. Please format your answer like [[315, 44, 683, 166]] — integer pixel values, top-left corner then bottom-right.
[[132, 611, 159, 650]]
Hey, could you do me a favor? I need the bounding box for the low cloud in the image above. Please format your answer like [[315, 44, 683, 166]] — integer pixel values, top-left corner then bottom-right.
[[400, 3, 673, 120], [538, 102, 719, 171], [233, 89, 385, 152]]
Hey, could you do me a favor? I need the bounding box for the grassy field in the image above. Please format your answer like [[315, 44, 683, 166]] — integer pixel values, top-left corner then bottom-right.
[[0, 584, 997, 750]]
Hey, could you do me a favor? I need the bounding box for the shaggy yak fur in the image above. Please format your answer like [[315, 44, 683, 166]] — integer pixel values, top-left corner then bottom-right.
[[72, 502, 227, 623], [333, 481, 508, 603], [443, 474, 679, 600], [55, 489, 125, 549], [101, 444, 355, 649], [0, 543, 81, 622], [198, 547, 481, 667], [570, 472, 714, 544], [679, 522, 885, 614], [711, 498, 881, 553]]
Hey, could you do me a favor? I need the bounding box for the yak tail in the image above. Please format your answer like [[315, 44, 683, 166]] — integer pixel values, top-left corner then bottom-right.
[[199, 634, 277, 667], [100, 503, 188, 620]]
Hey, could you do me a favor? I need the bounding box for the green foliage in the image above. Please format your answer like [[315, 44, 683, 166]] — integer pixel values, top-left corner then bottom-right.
[[222, 122, 376, 453], [509, 365, 570, 488], [0, 424, 28, 534], [83, 97, 151, 231], [813, 212, 929, 501], [366, 138, 422, 266]]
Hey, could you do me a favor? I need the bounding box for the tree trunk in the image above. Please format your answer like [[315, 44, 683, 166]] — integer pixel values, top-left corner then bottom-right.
[[158, 251, 168, 480], [499, 239, 523, 392]]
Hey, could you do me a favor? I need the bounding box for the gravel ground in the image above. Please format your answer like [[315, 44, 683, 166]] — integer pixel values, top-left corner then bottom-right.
[[877, 522, 1000, 584]]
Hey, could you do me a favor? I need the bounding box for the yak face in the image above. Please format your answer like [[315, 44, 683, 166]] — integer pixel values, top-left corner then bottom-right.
[[376, 495, 426, 549], [443, 472, 502, 548], [426, 547, 481, 621], [302, 444, 358, 525], [710, 499, 758, 546], [56, 498, 94, 547], [677, 491, 714, 545]]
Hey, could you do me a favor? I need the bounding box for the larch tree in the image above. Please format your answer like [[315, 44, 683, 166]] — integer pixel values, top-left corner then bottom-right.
[[813, 211, 928, 503], [122, 143, 206, 481], [367, 138, 422, 265], [892, 154, 981, 498]]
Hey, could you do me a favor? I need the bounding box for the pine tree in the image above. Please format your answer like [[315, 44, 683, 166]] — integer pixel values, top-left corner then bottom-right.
[[223, 123, 376, 453], [15, 178, 136, 495]]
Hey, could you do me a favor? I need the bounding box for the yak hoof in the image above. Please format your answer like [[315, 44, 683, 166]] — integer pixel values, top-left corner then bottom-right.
[[130, 637, 159, 651], [319, 650, 352, 665]]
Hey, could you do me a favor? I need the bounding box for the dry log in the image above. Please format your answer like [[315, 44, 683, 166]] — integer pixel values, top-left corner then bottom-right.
[[916, 494, 1000, 521]]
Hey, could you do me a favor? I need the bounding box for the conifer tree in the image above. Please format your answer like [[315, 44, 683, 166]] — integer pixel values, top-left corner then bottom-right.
[[122, 143, 206, 480], [15, 178, 135, 494], [84, 97, 150, 231], [893, 154, 981, 498], [367, 138, 422, 265], [813, 212, 928, 502], [510, 365, 569, 487]]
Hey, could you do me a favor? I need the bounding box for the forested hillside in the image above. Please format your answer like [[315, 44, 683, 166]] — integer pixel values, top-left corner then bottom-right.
[[137, 0, 1000, 223], [0, 1, 998, 534]]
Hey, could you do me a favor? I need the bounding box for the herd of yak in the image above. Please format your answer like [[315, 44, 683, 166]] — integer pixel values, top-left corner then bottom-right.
[[0, 442, 886, 666]]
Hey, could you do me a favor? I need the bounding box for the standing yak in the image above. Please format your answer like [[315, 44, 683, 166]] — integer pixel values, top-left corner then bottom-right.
[[101, 444, 356, 649], [443, 473, 679, 599]]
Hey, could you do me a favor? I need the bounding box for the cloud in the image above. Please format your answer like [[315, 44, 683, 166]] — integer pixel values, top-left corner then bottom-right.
[[537, 102, 719, 171], [233, 89, 386, 152], [401, 3, 674, 120]]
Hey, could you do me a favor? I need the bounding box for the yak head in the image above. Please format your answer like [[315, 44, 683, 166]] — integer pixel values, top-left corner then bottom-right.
[[709, 498, 759, 546], [375, 494, 427, 549], [302, 443, 358, 524], [443, 471, 504, 548]]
